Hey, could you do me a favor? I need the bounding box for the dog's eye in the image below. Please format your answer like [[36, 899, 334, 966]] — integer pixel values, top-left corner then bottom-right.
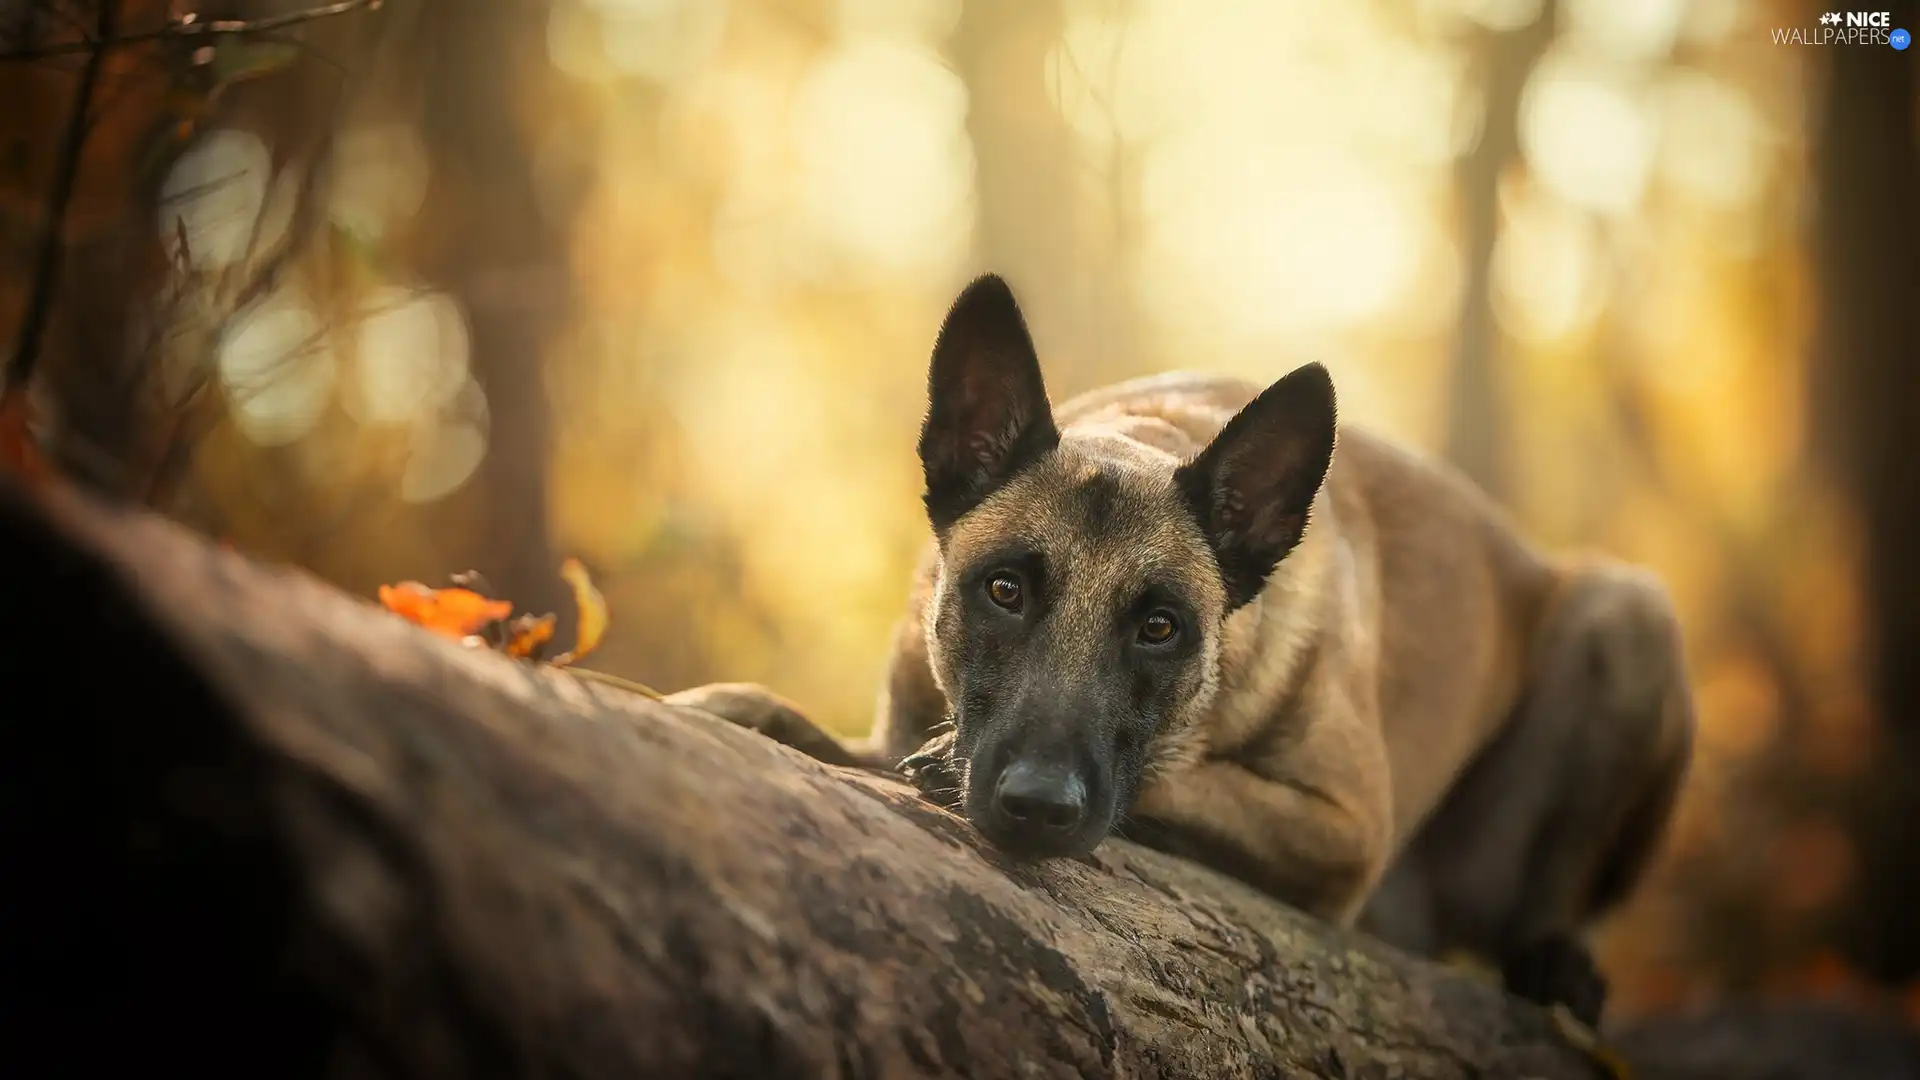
[[986, 572, 1024, 612], [1138, 610, 1179, 646]]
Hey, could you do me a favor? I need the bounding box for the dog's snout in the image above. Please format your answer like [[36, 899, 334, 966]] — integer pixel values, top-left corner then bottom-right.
[[993, 760, 1088, 833]]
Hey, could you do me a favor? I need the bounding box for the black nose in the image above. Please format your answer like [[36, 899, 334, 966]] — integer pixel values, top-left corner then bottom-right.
[[993, 760, 1087, 832]]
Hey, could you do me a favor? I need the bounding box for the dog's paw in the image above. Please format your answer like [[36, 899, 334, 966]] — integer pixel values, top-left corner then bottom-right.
[[1501, 933, 1608, 1030], [899, 728, 963, 811], [665, 682, 862, 768]]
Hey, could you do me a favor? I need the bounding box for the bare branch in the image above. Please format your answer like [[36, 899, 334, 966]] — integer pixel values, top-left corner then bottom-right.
[[0, 0, 384, 63], [4, 0, 115, 396]]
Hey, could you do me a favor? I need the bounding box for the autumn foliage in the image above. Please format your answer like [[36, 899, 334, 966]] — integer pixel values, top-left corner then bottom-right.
[[378, 558, 607, 667]]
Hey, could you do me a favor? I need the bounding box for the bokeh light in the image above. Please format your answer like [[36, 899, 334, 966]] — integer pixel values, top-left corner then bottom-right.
[[216, 288, 335, 447], [789, 38, 975, 281], [1521, 52, 1658, 216], [344, 287, 472, 427], [159, 128, 273, 271], [327, 124, 431, 240]]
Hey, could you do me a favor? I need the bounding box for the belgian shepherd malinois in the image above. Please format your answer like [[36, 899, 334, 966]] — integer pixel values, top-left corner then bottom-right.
[[674, 274, 1695, 1026]]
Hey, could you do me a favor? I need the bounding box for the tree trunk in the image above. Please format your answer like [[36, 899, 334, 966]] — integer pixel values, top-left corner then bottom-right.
[[414, 0, 570, 624], [0, 475, 1624, 1080], [1443, 0, 1557, 504], [1811, 0, 1920, 986], [955, 0, 1143, 383]]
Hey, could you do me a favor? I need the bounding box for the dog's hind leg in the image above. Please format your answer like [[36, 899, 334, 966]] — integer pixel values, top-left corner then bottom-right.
[[1368, 561, 1695, 1028]]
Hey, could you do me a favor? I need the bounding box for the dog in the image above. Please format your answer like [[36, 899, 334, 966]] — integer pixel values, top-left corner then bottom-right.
[[672, 274, 1695, 1027]]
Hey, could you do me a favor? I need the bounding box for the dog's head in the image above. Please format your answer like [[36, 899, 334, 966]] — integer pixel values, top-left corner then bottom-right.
[[916, 274, 1337, 859]]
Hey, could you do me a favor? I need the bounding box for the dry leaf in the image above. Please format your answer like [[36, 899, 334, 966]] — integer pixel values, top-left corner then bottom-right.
[[554, 557, 607, 666], [380, 559, 613, 669], [504, 612, 557, 659], [378, 581, 512, 640]]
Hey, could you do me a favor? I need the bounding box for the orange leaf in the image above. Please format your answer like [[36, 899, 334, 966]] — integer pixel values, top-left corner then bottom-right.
[[554, 557, 607, 666], [0, 388, 52, 486], [504, 612, 556, 659], [378, 581, 512, 640]]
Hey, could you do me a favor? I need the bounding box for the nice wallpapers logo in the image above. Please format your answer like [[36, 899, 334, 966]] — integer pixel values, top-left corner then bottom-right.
[[1773, 11, 1911, 48]]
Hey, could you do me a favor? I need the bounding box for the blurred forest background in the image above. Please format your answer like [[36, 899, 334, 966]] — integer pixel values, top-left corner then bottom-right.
[[4, 0, 1918, 1027]]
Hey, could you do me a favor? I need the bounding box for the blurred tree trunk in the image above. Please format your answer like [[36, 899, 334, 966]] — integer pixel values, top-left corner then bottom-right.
[[414, 0, 571, 622], [1444, 0, 1556, 503], [1813, 3, 1920, 985], [955, 0, 1141, 383]]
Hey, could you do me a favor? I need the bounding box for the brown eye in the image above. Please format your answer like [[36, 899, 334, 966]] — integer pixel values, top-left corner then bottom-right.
[[986, 573, 1024, 611], [1139, 611, 1178, 646]]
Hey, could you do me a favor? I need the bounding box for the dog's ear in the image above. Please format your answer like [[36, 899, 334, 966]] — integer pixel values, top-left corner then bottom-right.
[[1174, 363, 1337, 610], [919, 274, 1059, 532]]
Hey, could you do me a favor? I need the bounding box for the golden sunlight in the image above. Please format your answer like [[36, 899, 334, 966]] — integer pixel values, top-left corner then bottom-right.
[[789, 38, 974, 281], [1521, 52, 1657, 216]]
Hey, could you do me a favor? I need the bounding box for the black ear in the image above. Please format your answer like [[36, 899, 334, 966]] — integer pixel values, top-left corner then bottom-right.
[[918, 275, 1060, 532], [1173, 363, 1337, 611]]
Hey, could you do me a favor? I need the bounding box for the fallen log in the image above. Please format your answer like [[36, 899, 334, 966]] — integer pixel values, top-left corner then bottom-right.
[[0, 477, 1622, 1079]]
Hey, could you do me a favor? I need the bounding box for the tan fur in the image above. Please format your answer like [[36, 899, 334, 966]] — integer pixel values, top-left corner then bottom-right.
[[675, 369, 1694, 971]]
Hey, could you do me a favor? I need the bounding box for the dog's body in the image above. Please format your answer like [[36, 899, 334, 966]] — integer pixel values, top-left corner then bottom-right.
[[676, 276, 1694, 1026]]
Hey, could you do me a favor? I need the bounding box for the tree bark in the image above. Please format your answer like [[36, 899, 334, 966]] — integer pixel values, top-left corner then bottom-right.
[[0, 475, 1619, 1080], [1812, 0, 1920, 985]]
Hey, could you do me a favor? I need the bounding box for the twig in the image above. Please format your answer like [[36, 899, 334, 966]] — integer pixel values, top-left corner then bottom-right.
[[564, 667, 666, 701], [144, 0, 388, 509], [4, 0, 115, 396], [0, 0, 384, 63]]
